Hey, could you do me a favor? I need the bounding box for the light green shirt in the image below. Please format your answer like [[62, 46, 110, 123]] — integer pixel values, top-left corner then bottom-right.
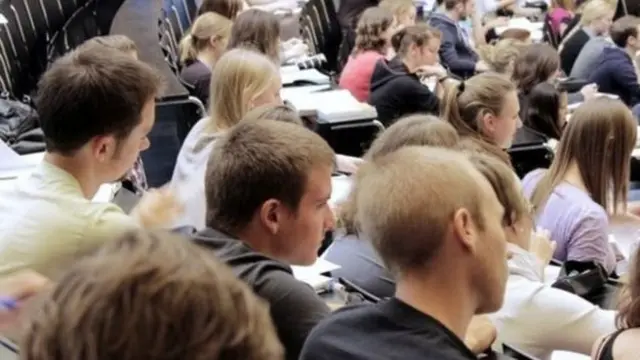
[[0, 161, 138, 279]]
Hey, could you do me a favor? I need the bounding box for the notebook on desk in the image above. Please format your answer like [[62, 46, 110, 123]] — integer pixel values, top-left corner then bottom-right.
[[280, 68, 331, 86], [283, 89, 377, 122]]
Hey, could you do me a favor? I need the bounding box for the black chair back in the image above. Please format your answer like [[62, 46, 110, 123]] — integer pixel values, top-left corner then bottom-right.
[[300, 0, 342, 74], [502, 344, 539, 360], [508, 143, 554, 179]]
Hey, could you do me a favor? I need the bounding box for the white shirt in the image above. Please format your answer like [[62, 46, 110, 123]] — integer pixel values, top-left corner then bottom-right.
[[490, 244, 617, 360]]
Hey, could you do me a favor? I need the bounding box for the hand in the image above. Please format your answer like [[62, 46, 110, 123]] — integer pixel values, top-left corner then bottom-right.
[[417, 64, 448, 79], [475, 60, 490, 73], [580, 84, 598, 100], [529, 227, 556, 266], [131, 186, 183, 228], [335, 154, 363, 174], [465, 315, 497, 354], [0, 270, 50, 331]]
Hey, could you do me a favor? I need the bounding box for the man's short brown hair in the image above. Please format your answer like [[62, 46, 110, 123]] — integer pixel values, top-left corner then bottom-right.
[[21, 230, 283, 360], [205, 120, 335, 234], [443, 0, 468, 10], [84, 34, 139, 54], [610, 15, 640, 48], [36, 43, 162, 155], [353, 146, 485, 273]]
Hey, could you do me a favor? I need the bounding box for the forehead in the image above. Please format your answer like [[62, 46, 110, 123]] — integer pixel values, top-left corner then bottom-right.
[[500, 90, 519, 114], [303, 165, 333, 195]]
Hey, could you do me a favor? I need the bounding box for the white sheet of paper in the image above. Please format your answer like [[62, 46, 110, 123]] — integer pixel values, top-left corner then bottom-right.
[[292, 258, 341, 281], [329, 176, 353, 209], [0, 144, 43, 179]]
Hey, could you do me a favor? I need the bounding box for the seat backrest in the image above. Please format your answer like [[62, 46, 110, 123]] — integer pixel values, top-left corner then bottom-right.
[[170, 0, 191, 32], [47, 0, 101, 66], [508, 144, 554, 179]]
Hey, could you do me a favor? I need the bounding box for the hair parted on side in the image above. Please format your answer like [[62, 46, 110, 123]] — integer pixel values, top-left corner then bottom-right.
[[477, 38, 528, 74], [353, 146, 485, 274], [179, 12, 233, 64], [205, 120, 335, 234], [339, 115, 460, 234], [352, 7, 394, 55], [208, 48, 279, 132], [441, 72, 515, 165], [242, 104, 303, 125], [197, 0, 243, 19], [392, 23, 441, 56], [21, 230, 284, 360], [530, 98, 637, 216], [227, 9, 281, 63], [37, 44, 163, 155]]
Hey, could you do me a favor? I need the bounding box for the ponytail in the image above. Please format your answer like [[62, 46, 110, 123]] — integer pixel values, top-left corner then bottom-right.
[[391, 27, 408, 53], [179, 33, 198, 65]]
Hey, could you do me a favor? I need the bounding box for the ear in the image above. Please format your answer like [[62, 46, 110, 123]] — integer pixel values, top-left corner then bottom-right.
[[209, 36, 219, 48], [259, 199, 284, 235], [481, 110, 497, 134], [451, 208, 478, 254], [90, 135, 117, 163]]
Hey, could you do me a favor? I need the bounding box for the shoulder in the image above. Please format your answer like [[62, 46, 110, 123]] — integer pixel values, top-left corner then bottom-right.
[[302, 303, 377, 350], [521, 169, 545, 192], [88, 202, 138, 236]]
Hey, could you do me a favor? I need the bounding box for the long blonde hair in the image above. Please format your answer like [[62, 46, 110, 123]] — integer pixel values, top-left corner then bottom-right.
[[530, 98, 637, 215], [561, 0, 615, 46], [179, 12, 232, 65], [208, 48, 279, 132]]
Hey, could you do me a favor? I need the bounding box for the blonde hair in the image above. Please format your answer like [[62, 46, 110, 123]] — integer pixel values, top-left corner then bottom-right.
[[530, 98, 637, 216], [378, 0, 414, 18], [339, 115, 459, 233], [441, 72, 516, 165], [179, 12, 233, 65], [21, 230, 284, 360], [208, 48, 279, 132], [477, 39, 528, 74], [579, 0, 615, 25]]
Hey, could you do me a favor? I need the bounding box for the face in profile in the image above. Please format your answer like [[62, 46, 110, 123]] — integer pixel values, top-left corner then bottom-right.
[[419, 38, 441, 67], [104, 98, 155, 181], [275, 165, 335, 265], [489, 90, 521, 149], [472, 173, 509, 313]]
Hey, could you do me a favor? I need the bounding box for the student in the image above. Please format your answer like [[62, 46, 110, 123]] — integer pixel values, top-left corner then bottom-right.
[[549, 0, 575, 36], [84, 35, 149, 195], [339, 7, 396, 102], [588, 16, 640, 107], [227, 9, 281, 63], [198, 0, 244, 18], [0, 44, 179, 279], [523, 98, 637, 274], [477, 38, 527, 75], [193, 120, 335, 360], [21, 230, 284, 360], [467, 153, 617, 360], [300, 146, 508, 360], [369, 24, 445, 125], [515, 82, 568, 145], [378, 0, 416, 28], [559, 0, 614, 75], [429, 0, 489, 78], [326, 115, 460, 299], [592, 247, 640, 359], [179, 12, 233, 106], [442, 72, 521, 165], [171, 49, 281, 230], [513, 43, 594, 116]]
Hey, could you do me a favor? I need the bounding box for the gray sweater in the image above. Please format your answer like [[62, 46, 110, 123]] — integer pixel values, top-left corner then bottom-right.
[[570, 36, 612, 80]]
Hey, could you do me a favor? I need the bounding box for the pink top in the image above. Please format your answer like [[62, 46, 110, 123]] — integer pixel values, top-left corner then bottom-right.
[[549, 8, 572, 36], [339, 51, 385, 102]]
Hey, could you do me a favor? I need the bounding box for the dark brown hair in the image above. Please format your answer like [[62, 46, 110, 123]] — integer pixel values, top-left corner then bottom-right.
[[243, 104, 303, 125], [392, 23, 441, 56], [525, 82, 565, 140], [21, 230, 283, 360], [352, 7, 395, 55], [610, 15, 640, 48], [441, 72, 516, 165], [37, 44, 162, 155], [340, 115, 460, 233], [198, 0, 243, 19], [205, 120, 335, 234], [530, 98, 637, 215], [227, 9, 281, 63], [512, 43, 560, 95], [443, 0, 469, 10]]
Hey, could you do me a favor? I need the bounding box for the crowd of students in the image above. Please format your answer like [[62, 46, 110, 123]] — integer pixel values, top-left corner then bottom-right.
[[0, 0, 640, 359]]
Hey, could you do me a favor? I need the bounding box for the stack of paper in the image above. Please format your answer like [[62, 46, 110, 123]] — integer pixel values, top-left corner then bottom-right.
[[280, 68, 331, 86], [292, 258, 341, 292]]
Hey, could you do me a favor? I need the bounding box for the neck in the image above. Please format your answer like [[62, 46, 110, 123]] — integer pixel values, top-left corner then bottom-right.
[[395, 267, 474, 340], [44, 152, 102, 199], [235, 224, 285, 263], [402, 57, 420, 73], [445, 10, 460, 22], [583, 25, 598, 36], [197, 50, 217, 69], [562, 161, 587, 192], [625, 46, 636, 57]]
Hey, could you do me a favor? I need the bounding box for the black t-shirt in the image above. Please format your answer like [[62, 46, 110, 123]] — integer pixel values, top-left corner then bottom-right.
[[300, 297, 477, 360], [192, 228, 331, 360], [179, 60, 211, 106]]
